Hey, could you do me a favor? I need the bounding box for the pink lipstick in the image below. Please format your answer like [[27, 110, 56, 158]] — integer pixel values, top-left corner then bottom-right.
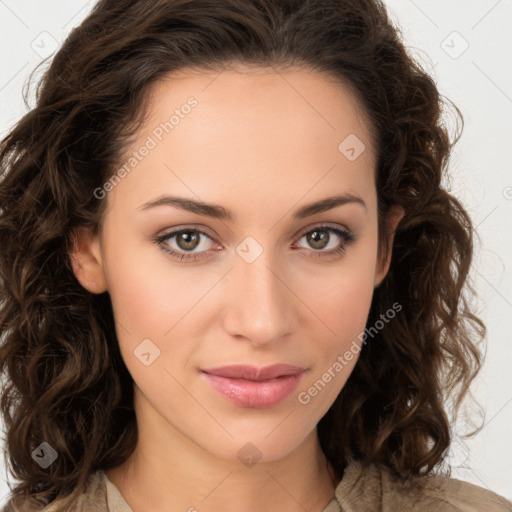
[[201, 364, 305, 408]]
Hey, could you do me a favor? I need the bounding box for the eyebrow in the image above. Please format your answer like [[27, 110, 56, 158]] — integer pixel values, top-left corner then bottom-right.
[[137, 193, 366, 220]]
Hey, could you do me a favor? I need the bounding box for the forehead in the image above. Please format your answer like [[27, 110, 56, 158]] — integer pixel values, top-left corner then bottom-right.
[[107, 64, 377, 220], [144, 64, 375, 154]]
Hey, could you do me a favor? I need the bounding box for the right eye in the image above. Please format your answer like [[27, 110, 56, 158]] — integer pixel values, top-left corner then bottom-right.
[[155, 228, 221, 261]]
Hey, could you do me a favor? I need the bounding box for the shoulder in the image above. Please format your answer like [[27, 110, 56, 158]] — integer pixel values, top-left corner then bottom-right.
[[47, 470, 108, 511], [0, 470, 108, 512], [334, 459, 512, 512]]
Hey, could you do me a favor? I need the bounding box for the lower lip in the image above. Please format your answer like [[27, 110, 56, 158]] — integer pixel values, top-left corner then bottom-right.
[[201, 371, 304, 408]]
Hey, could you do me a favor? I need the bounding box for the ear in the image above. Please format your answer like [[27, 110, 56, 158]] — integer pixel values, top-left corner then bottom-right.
[[68, 227, 108, 294], [374, 204, 404, 287]]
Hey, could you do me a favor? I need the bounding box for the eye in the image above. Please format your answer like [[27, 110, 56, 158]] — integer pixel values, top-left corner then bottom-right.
[[155, 224, 356, 262], [155, 228, 219, 262], [294, 224, 355, 259]]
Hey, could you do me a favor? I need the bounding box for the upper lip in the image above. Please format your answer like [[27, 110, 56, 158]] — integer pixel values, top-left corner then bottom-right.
[[201, 364, 305, 381]]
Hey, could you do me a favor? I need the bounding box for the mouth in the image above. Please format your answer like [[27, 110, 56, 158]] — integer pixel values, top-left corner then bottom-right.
[[200, 364, 306, 408]]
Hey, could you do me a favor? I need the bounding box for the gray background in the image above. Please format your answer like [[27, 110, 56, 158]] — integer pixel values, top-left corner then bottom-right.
[[1, 0, 511, 505]]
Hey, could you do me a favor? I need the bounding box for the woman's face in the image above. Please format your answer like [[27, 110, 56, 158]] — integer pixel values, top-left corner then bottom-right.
[[72, 65, 397, 464]]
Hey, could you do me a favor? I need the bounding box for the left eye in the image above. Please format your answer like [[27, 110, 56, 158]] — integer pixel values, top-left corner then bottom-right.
[[295, 226, 352, 252]]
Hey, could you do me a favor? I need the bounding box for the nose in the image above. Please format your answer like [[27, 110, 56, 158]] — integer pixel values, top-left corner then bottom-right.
[[222, 248, 296, 347]]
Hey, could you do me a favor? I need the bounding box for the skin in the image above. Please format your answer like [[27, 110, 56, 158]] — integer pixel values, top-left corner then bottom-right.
[[70, 64, 403, 512]]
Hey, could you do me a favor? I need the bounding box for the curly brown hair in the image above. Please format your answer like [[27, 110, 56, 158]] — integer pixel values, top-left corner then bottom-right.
[[0, 0, 485, 509]]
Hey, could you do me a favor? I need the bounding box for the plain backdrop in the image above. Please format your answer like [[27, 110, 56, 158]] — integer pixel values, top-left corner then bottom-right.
[[0, 0, 511, 506]]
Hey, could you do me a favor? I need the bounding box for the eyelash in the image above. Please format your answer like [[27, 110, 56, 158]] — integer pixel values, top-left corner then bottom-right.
[[154, 224, 356, 262]]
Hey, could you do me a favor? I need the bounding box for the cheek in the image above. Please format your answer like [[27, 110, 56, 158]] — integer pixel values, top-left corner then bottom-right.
[[298, 237, 378, 347], [101, 225, 222, 382], [100, 223, 182, 348], [104, 256, 168, 337], [333, 264, 375, 334], [292, 248, 377, 414], [101, 214, 195, 329], [305, 273, 374, 379]]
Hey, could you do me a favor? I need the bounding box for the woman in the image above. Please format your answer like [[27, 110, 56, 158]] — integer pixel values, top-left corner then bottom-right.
[[1, 0, 510, 510]]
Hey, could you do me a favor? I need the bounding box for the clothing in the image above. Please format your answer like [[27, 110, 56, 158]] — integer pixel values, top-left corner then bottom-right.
[[4, 460, 512, 511]]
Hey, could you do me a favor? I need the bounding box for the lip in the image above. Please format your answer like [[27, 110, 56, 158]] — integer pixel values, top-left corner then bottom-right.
[[201, 364, 305, 408]]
